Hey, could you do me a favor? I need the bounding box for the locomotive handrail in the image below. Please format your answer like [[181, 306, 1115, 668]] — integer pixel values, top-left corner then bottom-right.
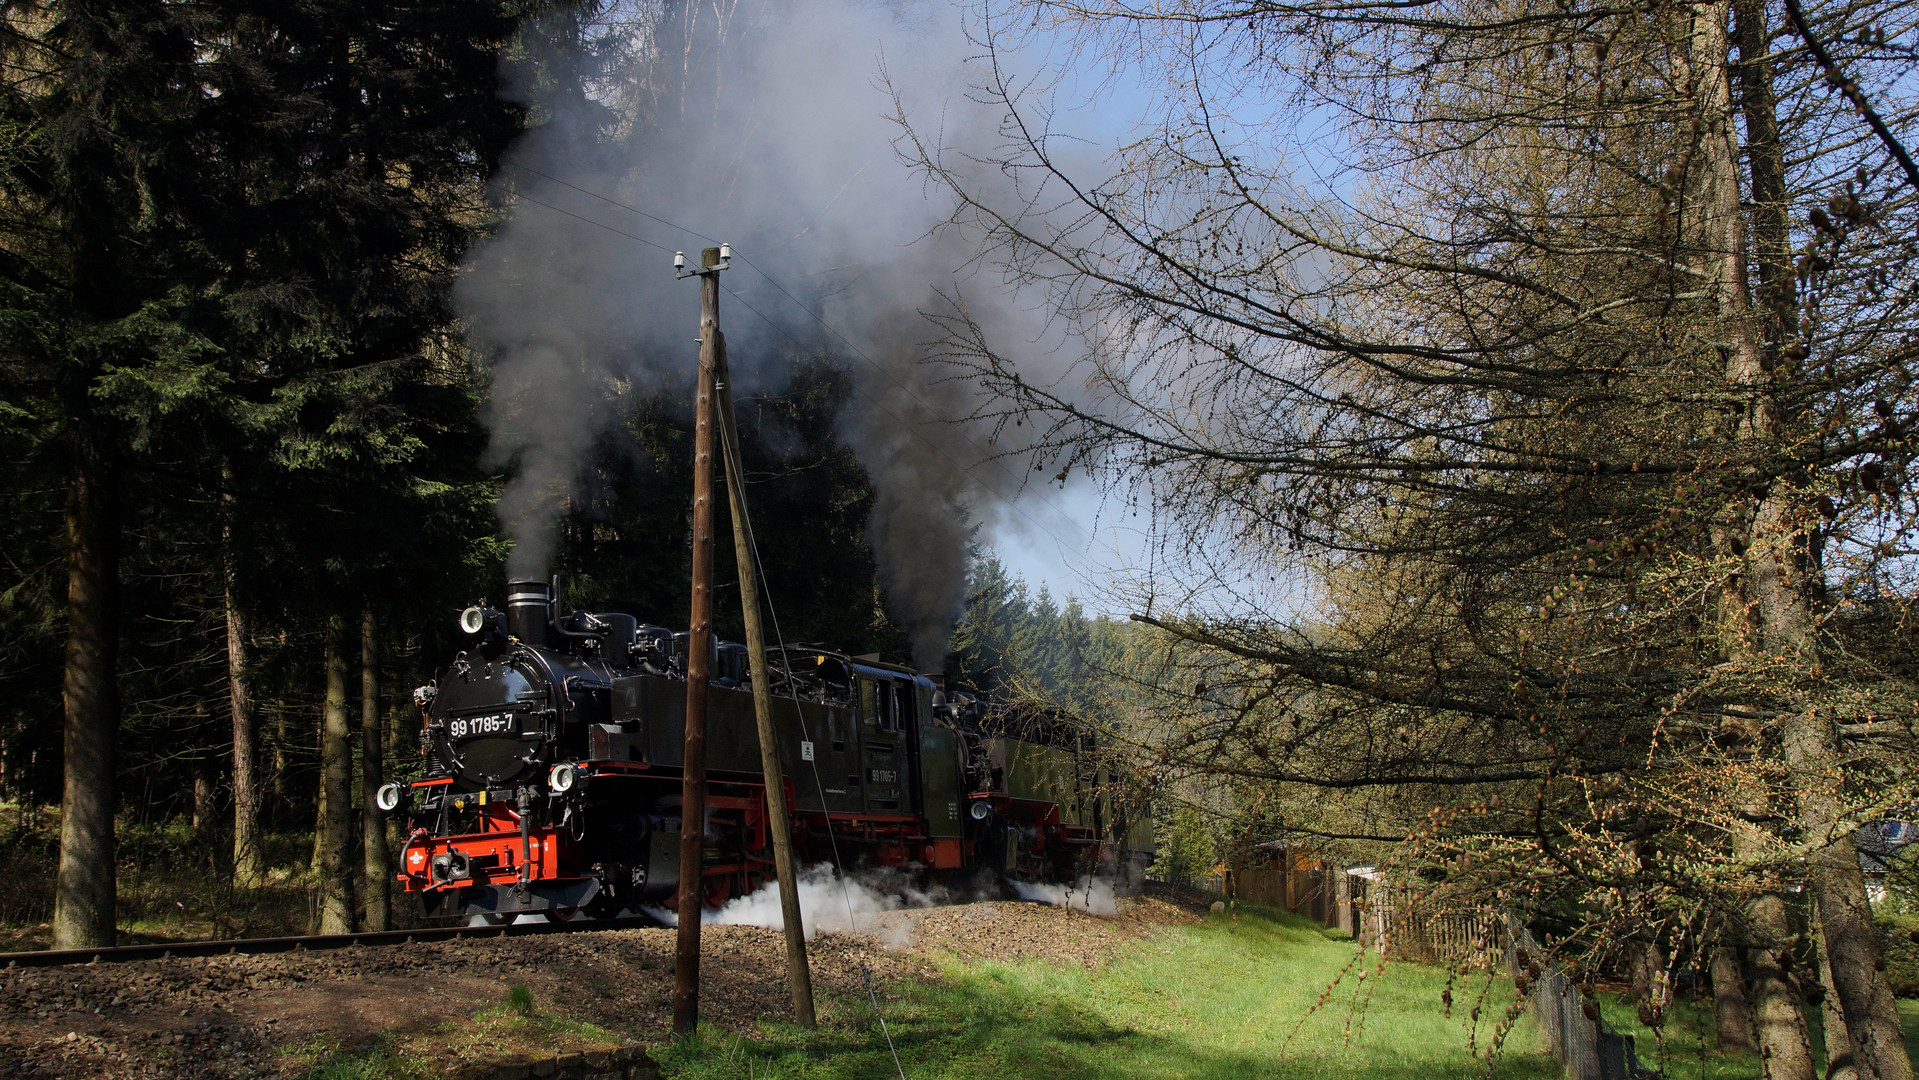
[[0, 914, 664, 969]]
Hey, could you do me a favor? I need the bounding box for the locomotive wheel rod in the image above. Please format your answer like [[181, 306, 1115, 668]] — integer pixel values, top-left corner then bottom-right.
[[0, 913, 664, 969]]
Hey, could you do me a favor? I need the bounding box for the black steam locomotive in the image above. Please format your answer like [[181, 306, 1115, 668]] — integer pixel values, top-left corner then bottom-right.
[[379, 579, 1154, 921]]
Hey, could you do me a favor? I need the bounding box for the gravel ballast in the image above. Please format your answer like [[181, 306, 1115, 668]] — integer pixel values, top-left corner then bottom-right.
[[0, 894, 1201, 1078]]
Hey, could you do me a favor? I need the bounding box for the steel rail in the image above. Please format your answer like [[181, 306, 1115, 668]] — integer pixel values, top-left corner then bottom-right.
[[0, 914, 664, 969]]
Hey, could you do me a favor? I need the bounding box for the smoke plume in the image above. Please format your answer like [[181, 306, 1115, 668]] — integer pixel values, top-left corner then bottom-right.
[[457, 0, 1072, 658]]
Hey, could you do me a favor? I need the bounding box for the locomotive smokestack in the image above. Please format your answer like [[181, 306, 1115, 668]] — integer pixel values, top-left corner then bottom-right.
[[505, 578, 552, 646]]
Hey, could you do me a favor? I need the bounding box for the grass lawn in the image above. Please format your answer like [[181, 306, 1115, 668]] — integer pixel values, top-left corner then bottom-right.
[[661, 905, 1562, 1080], [1569, 969, 1919, 1080], [1594, 986, 1759, 1080], [291, 902, 1919, 1079]]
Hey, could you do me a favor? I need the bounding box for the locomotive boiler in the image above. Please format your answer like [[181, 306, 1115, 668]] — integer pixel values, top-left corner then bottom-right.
[[380, 579, 1153, 921]]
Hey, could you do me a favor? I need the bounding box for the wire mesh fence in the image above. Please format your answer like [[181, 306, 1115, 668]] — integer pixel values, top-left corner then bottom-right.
[[1232, 856, 1645, 1080], [1507, 919, 1645, 1080]]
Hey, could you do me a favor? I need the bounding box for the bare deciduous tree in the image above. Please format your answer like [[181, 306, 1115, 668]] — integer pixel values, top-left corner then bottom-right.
[[901, 0, 1919, 1068]]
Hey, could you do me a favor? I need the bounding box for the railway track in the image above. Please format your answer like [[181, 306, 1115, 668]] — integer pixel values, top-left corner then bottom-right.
[[0, 913, 663, 969]]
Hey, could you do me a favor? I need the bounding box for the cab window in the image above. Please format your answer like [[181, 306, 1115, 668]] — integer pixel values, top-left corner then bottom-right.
[[894, 681, 917, 732], [860, 678, 898, 732]]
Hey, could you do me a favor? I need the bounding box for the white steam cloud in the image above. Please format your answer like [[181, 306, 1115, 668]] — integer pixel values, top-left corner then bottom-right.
[[1009, 875, 1118, 916], [457, 0, 1078, 659], [646, 863, 947, 941]]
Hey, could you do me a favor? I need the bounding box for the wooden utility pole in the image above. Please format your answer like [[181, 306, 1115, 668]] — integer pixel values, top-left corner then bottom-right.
[[715, 350, 817, 1028], [673, 245, 725, 1037]]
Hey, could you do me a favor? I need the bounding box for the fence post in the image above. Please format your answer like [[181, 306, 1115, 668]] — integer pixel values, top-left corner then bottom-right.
[[1336, 870, 1353, 935]]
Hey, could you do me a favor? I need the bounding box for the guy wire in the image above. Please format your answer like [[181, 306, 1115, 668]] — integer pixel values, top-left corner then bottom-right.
[[717, 368, 909, 1080]]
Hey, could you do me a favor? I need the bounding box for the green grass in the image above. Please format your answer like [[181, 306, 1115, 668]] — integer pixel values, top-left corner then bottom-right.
[[506, 983, 536, 1017], [1593, 982, 1919, 1080], [1594, 987, 1758, 1080], [283, 904, 1919, 1080], [660, 906, 1562, 1080], [292, 985, 624, 1080]]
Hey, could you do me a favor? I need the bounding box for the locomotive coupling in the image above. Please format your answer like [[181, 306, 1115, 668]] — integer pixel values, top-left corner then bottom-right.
[[430, 850, 472, 883]]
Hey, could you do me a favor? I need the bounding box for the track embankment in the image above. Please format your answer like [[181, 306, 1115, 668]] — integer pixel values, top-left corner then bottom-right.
[[0, 895, 1201, 1079]]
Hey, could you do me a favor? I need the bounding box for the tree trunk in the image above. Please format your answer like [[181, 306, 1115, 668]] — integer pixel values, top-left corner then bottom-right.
[[1691, 4, 1914, 1075], [53, 442, 119, 950], [1793, 734, 1911, 1080], [1750, 892, 1818, 1080], [1733, 0, 1788, 276], [191, 759, 214, 835], [1819, 911, 1860, 1080], [360, 604, 389, 931], [316, 612, 355, 934], [266, 688, 290, 833], [1632, 938, 1668, 1002], [224, 488, 263, 886], [1715, 945, 1758, 1052]]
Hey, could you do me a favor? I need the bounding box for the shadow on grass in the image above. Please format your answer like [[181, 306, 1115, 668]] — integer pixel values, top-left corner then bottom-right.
[[662, 906, 1563, 1080]]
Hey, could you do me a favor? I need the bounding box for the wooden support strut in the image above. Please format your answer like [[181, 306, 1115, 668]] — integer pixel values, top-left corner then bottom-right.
[[715, 343, 818, 1028], [672, 247, 722, 1038]]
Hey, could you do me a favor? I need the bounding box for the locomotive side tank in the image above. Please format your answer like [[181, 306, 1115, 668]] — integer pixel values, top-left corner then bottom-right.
[[386, 578, 1145, 922]]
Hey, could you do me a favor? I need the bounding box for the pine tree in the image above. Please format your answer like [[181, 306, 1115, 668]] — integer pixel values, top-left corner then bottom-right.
[[1, 0, 527, 940], [0, 1, 233, 949]]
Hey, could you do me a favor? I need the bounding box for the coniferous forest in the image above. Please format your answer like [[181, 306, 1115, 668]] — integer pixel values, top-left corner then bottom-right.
[[0, 2, 941, 947]]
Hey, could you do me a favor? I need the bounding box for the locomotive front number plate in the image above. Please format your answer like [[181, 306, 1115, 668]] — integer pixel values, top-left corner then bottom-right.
[[449, 714, 516, 740]]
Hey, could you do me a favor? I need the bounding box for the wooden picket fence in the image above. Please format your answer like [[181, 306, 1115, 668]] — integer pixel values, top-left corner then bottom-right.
[[1232, 859, 1498, 966], [1356, 884, 1505, 969]]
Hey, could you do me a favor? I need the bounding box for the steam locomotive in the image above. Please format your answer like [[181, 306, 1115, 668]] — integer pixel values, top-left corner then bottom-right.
[[378, 579, 1154, 921]]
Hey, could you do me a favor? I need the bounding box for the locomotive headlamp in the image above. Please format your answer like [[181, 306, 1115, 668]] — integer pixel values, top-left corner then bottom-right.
[[548, 762, 580, 794], [969, 801, 992, 821], [458, 606, 487, 635], [375, 782, 405, 813]]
